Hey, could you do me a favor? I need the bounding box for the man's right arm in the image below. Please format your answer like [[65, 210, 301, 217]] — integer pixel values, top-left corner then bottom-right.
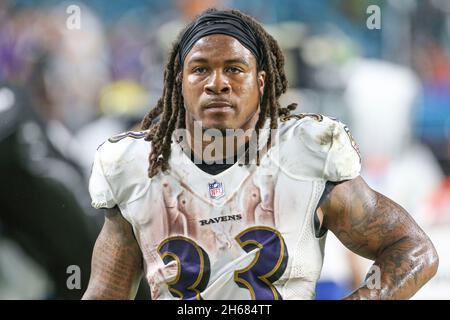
[[82, 207, 143, 300]]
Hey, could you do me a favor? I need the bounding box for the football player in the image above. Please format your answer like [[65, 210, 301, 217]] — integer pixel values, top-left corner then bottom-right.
[[83, 9, 438, 300]]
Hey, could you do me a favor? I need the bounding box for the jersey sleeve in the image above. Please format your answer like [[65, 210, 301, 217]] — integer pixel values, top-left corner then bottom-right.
[[89, 146, 117, 209], [88, 130, 151, 211], [278, 114, 361, 181], [322, 119, 361, 181]]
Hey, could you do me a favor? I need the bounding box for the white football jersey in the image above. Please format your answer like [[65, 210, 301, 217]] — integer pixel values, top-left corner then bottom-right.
[[89, 114, 361, 300]]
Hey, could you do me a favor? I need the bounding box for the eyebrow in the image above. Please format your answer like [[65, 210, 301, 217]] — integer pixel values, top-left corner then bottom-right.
[[187, 57, 251, 67], [187, 57, 208, 66], [224, 58, 250, 67]]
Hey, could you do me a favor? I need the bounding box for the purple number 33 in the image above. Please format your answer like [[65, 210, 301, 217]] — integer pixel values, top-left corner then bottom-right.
[[157, 226, 288, 300]]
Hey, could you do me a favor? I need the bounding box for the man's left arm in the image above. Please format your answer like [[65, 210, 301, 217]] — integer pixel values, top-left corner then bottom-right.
[[320, 176, 439, 300]]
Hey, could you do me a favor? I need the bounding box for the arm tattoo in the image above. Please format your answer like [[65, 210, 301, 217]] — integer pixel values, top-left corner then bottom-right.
[[321, 177, 439, 300], [82, 207, 143, 300]]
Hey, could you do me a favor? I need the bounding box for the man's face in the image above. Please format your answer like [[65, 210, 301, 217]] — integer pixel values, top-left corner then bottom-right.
[[182, 34, 266, 131]]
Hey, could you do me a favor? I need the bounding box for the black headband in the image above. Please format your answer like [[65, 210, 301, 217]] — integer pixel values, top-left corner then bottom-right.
[[178, 11, 264, 68]]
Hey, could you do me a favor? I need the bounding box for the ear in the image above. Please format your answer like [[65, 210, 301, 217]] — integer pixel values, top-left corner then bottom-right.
[[257, 70, 266, 97]]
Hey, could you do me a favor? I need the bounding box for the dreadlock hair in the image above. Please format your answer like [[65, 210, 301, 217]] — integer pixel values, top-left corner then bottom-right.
[[140, 8, 297, 178]]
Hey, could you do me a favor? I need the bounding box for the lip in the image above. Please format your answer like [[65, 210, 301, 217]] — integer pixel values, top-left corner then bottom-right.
[[203, 101, 234, 112]]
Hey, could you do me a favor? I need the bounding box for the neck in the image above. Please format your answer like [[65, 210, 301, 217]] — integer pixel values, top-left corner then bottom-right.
[[185, 110, 260, 163]]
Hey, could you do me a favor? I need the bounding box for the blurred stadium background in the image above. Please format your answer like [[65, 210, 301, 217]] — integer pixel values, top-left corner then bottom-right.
[[0, 0, 449, 299]]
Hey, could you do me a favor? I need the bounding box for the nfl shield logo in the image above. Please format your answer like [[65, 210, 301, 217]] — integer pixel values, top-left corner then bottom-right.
[[208, 181, 224, 199]]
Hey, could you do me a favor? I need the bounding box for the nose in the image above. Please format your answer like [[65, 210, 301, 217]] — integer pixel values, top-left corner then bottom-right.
[[204, 70, 231, 95]]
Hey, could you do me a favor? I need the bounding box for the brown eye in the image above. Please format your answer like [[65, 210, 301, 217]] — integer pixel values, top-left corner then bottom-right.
[[227, 67, 242, 74], [193, 67, 207, 74]]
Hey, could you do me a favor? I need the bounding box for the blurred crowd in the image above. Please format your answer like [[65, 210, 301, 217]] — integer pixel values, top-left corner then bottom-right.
[[0, 0, 449, 299]]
